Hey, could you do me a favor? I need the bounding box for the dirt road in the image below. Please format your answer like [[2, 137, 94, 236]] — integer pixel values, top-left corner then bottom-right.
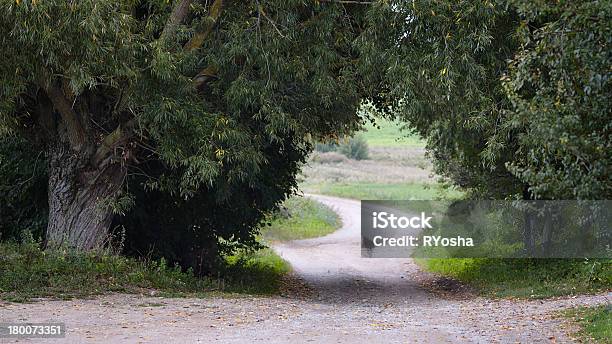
[[0, 195, 609, 343]]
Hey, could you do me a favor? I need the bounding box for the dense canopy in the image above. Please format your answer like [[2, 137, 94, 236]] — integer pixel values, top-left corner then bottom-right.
[[0, 0, 609, 258]]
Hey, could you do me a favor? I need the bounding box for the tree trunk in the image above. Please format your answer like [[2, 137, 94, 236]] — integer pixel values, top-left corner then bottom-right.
[[45, 141, 125, 250], [523, 209, 535, 256], [541, 207, 553, 256], [522, 185, 535, 256]]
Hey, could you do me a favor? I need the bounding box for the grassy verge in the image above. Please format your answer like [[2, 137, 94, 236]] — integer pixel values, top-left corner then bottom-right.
[[0, 242, 217, 302], [221, 248, 291, 295], [303, 182, 462, 200], [564, 305, 612, 343], [260, 197, 340, 242], [417, 258, 611, 299], [0, 242, 292, 302]]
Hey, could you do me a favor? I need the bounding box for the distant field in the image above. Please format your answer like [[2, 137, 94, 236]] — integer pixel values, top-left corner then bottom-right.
[[361, 118, 425, 147], [303, 182, 463, 201], [301, 118, 437, 200]]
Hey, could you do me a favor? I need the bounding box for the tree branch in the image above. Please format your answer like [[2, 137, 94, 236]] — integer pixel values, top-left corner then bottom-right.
[[160, 0, 226, 90], [91, 120, 136, 166], [184, 0, 224, 51], [160, 0, 193, 45], [45, 81, 86, 151], [183, 0, 224, 89], [257, 4, 286, 39], [91, 120, 136, 168], [193, 65, 219, 89]]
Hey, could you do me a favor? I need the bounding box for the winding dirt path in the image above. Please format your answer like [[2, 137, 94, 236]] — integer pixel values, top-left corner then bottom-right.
[[0, 195, 609, 343]]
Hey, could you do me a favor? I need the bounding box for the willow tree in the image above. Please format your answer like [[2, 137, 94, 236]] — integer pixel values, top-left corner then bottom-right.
[[0, 0, 370, 249], [358, 0, 610, 200]]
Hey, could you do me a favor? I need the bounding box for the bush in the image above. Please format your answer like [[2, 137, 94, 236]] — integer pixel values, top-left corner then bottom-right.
[[314, 134, 369, 160], [338, 135, 369, 160], [0, 137, 47, 242], [118, 132, 308, 275]]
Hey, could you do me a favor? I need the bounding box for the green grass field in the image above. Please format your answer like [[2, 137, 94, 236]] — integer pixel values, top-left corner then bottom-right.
[[564, 305, 612, 343], [361, 118, 425, 147], [304, 182, 462, 200], [303, 118, 438, 200]]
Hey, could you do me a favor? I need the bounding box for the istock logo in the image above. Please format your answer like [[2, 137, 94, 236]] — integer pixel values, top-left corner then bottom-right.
[[372, 212, 433, 229]]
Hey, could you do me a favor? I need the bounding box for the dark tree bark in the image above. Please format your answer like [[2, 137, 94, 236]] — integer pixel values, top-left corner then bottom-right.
[[45, 140, 126, 250], [45, 140, 126, 249], [522, 185, 535, 256], [541, 207, 554, 256]]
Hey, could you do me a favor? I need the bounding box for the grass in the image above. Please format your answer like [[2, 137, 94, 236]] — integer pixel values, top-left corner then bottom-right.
[[564, 305, 612, 343], [303, 118, 438, 199], [221, 248, 291, 295], [361, 118, 425, 147], [260, 197, 341, 242], [0, 241, 293, 302], [417, 258, 612, 299], [0, 242, 216, 302], [303, 182, 463, 200]]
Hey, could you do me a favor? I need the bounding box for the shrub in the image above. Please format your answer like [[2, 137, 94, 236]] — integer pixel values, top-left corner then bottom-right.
[[338, 135, 369, 160], [118, 133, 308, 275], [0, 137, 47, 242], [314, 134, 369, 160]]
